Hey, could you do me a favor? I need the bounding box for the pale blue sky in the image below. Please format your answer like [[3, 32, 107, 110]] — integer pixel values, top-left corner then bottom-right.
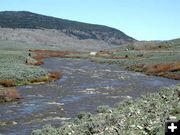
[[0, 0, 180, 40]]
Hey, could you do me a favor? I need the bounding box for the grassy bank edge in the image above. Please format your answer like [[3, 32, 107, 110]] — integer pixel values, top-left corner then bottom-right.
[[31, 85, 180, 135], [0, 49, 62, 103]]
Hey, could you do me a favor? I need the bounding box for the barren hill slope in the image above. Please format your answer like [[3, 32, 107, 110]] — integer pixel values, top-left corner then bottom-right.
[[0, 28, 116, 51]]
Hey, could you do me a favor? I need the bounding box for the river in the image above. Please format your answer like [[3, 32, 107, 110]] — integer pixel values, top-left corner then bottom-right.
[[0, 58, 179, 135]]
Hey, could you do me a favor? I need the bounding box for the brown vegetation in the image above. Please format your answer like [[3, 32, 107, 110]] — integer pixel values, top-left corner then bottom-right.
[[29, 50, 80, 62], [29, 50, 81, 65], [96, 51, 112, 58], [0, 87, 20, 102], [96, 51, 129, 59], [130, 63, 180, 80], [0, 80, 16, 87], [29, 71, 62, 84], [25, 57, 44, 65], [48, 71, 62, 81], [30, 76, 49, 84], [27, 60, 44, 66], [25, 50, 65, 84], [144, 63, 180, 74]]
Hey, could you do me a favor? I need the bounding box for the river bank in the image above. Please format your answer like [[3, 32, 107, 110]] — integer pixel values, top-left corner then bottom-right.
[[0, 58, 179, 135], [32, 85, 180, 135], [0, 39, 179, 134], [29, 48, 180, 80]]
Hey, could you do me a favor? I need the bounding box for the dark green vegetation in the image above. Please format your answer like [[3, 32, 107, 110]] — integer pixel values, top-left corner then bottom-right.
[[0, 11, 135, 45], [32, 85, 180, 135]]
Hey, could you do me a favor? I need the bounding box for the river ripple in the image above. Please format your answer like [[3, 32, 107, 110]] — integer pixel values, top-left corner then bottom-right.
[[0, 58, 179, 135]]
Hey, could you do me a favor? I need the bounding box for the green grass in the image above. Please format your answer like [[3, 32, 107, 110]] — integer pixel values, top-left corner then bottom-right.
[[1, 38, 179, 84], [0, 40, 61, 51], [92, 39, 180, 72], [31, 85, 180, 135], [0, 40, 48, 85]]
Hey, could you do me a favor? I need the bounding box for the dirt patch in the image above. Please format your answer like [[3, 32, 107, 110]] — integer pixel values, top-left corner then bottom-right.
[[0, 87, 21, 102]]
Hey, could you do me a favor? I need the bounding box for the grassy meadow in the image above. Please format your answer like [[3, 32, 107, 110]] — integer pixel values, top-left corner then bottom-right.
[[0, 40, 56, 102], [0, 40, 49, 86], [1, 38, 179, 86], [0, 38, 179, 134], [91, 39, 180, 80]]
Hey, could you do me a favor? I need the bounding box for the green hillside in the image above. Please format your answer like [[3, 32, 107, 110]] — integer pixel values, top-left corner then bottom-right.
[[0, 11, 136, 45]]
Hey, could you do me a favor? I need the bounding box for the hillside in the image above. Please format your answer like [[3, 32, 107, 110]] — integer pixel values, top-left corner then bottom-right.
[[126, 38, 180, 50], [0, 11, 136, 45], [0, 28, 114, 51]]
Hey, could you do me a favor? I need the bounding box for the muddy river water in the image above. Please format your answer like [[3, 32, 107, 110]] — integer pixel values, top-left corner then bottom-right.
[[0, 58, 179, 135]]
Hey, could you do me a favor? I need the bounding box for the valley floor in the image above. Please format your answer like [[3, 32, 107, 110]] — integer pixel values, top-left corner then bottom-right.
[[0, 38, 180, 135]]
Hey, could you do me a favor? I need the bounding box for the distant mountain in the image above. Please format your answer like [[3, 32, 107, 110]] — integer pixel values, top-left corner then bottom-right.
[[0, 11, 136, 45]]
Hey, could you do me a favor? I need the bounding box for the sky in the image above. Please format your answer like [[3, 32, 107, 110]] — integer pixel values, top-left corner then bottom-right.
[[0, 0, 180, 40]]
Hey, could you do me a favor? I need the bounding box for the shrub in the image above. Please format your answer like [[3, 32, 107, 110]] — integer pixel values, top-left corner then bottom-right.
[[48, 71, 62, 80], [0, 87, 20, 102], [0, 79, 16, 87], [97, 105, 111, 113], [31, 86, 180, 135], [30, 76, 49, 83], [0, 50, 48, 85]]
